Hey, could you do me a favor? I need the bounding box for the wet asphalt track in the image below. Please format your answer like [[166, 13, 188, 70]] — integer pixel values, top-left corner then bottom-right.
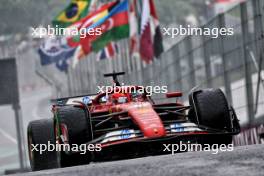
[[12, 144, 264, 176]]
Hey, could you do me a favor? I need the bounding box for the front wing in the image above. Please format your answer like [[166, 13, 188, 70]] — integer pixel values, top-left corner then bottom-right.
[[88, 122, 240, 148]]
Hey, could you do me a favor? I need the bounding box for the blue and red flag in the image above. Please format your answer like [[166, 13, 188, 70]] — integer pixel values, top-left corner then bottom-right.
[[38, 37, 75, 72]]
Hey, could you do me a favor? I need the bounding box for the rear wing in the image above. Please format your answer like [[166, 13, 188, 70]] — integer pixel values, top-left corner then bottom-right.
[[51, 94, 98, 106]]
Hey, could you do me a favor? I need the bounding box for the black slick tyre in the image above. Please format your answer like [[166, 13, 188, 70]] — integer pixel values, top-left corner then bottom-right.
[[27, 119, 60, 171]]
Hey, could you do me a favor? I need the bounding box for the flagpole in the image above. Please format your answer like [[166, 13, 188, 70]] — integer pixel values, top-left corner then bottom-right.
[[128, 0, 139, 71], [124, 39, 130, 73], [122, 40, 126, 73], [125, 0, 130, 74], [126, 0, 131, 74], [135, 0, 144, 71]]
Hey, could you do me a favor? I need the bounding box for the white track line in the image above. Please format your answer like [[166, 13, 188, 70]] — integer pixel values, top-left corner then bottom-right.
[[0, 128, 17, 144]]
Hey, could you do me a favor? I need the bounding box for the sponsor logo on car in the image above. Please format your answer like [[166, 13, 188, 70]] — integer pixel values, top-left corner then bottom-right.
[[82, 96, 90, 104]]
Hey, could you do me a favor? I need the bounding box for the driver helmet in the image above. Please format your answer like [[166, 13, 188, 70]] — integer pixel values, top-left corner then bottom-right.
[[111, 93, 127, 104]]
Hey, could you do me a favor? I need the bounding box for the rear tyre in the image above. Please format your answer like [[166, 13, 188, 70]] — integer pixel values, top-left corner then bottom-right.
[[56, 106, 92, 167], [189, 88, 232, 130], [27, 119, 60, 171]]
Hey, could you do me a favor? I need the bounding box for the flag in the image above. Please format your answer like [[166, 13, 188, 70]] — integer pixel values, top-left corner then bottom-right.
[[52, 0, 90, 28], [140, 0, 163, 64], [69, 2, 117, 67], [79, 0, 129, 53], [150, 0, 163, 58], [90, 0, 130, 52], [96, 42, 118, 61], [140, 0, 153, 63], [67, 1, 116, 49], [38, 37, 75, 72], [68, 0, 129, 67], [129, 0, 139, 57]]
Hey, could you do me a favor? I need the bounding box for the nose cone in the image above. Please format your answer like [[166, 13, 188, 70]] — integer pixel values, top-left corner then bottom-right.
[[128, 103, 166, 138], [143, 124, 166, 138]]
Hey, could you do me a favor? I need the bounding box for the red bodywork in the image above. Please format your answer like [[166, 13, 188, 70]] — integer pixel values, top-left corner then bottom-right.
[[87, 86, 182, 141], [53, 86, 199, 149], [112, 102, 166, 138]]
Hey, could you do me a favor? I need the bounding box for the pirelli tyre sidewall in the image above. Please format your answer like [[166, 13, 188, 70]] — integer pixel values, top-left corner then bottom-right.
[[55, 105, 92, 167], [189, 88, 232, 131], [27, 119, 60, 171]]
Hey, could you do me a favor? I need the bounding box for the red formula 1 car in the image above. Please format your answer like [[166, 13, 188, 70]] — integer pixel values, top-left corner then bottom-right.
[[27, 72, 240, 171]]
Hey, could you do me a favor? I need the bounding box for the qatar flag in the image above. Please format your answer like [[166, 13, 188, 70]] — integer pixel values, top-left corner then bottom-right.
[[140, 0, 163, 64]]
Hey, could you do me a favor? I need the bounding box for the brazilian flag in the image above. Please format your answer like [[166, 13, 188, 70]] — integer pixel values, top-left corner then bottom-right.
[[52, 0, 90, 28]]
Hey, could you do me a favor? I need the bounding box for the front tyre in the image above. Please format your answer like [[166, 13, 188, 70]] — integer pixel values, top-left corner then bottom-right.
[[189, 89, 235, 146], [27, 119, 60, 171], [189, 88, 232, 131], [55, 106, 92, 167]]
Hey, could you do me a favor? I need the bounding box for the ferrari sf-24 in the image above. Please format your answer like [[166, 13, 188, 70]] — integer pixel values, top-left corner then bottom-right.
[[27, 72, 240, 171]]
